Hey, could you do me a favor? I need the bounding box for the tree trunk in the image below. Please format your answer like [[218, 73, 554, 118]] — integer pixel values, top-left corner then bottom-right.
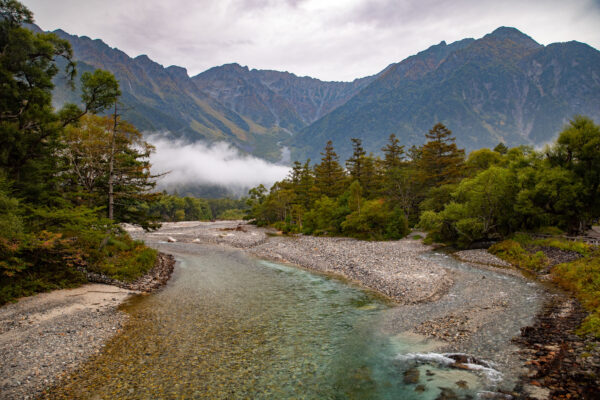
[[108, 102, 117, 220]]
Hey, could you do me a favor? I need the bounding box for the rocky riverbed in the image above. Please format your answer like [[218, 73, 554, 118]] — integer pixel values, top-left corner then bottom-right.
[[0, 253, 175, 400], [130, 221, 452, 304], [131, 221, 556, 397]]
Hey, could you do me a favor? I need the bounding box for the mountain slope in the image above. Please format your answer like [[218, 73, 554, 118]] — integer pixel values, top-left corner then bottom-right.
[[50, 29, 373, 161], [291, 27, 600, 161], [192, 64, 374, 134]]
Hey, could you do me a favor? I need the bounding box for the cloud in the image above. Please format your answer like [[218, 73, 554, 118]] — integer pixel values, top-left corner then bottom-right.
[[22, 0, 600, 81], [148, 135, 290, 192]]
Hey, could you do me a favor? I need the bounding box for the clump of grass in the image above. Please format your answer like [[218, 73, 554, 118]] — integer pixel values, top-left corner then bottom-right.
[[552, 250, 600, 338], [489, 239, 549, 271], [411, 234, 423, 240]]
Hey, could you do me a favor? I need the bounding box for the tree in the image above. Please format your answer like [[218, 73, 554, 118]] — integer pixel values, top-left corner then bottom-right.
[[382, 133, 405, 170], [0, 1, 119, 201], [62, 114, 160, 229], [418, 123, 465, 188], [493, 142, 508, 154], [465, 148, 504, 175], [314, 141, 346, 198], [547, 116, 600, 231], [346, 138, 366, 182]]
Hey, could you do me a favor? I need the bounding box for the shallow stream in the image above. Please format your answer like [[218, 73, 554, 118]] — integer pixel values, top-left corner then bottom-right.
[[48, 243, 544, 399]]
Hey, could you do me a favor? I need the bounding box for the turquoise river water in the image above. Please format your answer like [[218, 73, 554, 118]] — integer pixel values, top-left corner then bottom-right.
[[48, 244, 530, 399]]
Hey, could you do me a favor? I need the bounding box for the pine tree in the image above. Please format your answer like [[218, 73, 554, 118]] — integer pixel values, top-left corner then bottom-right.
[[314, 141, 346, 198], [346, 138, 366, 182], [418, 123, 465, 188], [382, 134, 405, 170]]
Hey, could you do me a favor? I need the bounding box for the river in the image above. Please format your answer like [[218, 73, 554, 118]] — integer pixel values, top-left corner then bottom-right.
[[47, 242, 544, 399]]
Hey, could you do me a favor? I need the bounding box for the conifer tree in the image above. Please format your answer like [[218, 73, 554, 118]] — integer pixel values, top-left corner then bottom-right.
[[346, 138, 366, 182], [382, 134, 405, 170], [418, 123, 465, 188], [314, 141, 345, 198]]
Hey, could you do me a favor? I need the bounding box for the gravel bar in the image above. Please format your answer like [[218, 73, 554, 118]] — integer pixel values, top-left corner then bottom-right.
[[132, 221, 452, 304]]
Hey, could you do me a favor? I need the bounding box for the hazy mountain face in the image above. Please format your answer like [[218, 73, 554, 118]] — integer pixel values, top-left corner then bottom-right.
[[50, 29, 373, 162], [291, 27, 600, 160], [51, 26, 600, 163]]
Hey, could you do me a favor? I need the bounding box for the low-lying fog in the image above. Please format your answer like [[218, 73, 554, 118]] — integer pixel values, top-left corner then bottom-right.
[[148, 135, 290, 196]]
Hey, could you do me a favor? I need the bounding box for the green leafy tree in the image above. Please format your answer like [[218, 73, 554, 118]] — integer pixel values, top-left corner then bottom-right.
[[62, 114, 160, 229], [0, 2, 119, 200], [547, 116, 600, 231]]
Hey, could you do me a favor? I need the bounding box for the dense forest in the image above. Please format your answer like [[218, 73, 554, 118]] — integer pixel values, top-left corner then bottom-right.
[[247, 119, 600, 244], [0, 1, 161, 303]]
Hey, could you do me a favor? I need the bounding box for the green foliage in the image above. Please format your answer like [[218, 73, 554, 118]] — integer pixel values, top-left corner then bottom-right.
[[342, 199, 389, 239], [217, 209, 247, 220], [87, 236, 157, 282], [0, 2, 160, 303], [547, 116, 600, 232], [416, 123, 465, 188], [250, 118, 600, 246], [207, 197, 248, 219], [489, 240, 549, 271], [466, 148, 504, 174], [552, 250, 600, 338], [150, 193, 212, 222], [314, 140, 346, 198]]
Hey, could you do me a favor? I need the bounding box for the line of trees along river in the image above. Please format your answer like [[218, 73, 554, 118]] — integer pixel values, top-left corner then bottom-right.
[[248, 118, 600, 246]]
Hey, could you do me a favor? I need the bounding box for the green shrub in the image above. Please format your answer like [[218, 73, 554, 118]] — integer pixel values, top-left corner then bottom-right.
[[536, 226, 564, 236], [489, 239, 549, 271], [552, 251, 600, 338], [217, 209, 247, 220]]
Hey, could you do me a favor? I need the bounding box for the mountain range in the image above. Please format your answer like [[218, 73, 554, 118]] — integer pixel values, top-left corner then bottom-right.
[[46, 25, 600, 162]]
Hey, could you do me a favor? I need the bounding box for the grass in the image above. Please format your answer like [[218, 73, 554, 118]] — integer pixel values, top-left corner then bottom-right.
[[552, 250, 600, 338], [491, 232, 600, 338]]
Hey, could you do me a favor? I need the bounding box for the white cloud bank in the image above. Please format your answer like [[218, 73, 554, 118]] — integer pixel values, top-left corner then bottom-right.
[[148, 135, 290, 191]]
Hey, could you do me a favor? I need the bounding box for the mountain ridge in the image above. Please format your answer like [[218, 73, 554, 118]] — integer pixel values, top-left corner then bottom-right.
[[290, 27, 600, 160], [45, 25, 600, 163]]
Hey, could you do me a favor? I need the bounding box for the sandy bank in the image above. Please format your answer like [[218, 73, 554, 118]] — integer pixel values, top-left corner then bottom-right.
[[0, 284, 135, 399]]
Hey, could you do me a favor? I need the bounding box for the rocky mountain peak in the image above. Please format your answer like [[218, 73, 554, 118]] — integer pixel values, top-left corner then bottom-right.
[[485, 26, 541, 49]]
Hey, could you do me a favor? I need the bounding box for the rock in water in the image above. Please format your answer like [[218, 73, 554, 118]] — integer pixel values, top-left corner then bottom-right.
[[403, 367, 420, 384], [167, 236, 177, 243]]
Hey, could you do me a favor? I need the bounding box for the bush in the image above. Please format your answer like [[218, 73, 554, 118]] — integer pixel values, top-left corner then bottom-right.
[[552, 251, 600, 338], [217, 209, 247, 220], [489, 239, 549, 271]]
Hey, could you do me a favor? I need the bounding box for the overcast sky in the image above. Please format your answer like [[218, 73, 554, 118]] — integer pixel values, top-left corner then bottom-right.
[[22, 0, 600, 81]]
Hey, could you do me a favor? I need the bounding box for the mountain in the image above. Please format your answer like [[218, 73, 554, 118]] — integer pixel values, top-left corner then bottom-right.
[[47, 25, 600, 163], [291, 27, 600, 160], [49, 29, 373, 161], [192, 64, 373, 134]]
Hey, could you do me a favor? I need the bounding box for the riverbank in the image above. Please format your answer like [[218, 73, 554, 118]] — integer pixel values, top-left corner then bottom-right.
[[452, 249, 600, 399], [0, 253, 175, 400]]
